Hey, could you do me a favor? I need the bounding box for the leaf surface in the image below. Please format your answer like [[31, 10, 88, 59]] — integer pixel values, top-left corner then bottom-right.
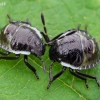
[[0, 0, 100, 100]]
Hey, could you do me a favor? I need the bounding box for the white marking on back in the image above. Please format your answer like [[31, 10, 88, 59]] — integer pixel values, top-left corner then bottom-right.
[[61, 62, 79, 69], [10, 50, 30, 55], [57, 30, 76, 42], [79, 67, 82, 70], [22, 24, 42, 39], [59, 30, 75, 38], [32, 27, 42, 39], [4, 24, 11, 34], [1, 45, 30, 55]]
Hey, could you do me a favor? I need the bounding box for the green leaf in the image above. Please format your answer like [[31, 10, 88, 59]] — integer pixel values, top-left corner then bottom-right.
[[0, 0, 100, 100]]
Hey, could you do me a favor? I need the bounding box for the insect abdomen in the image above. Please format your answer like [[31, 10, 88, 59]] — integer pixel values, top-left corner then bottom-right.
[[49, 33, 84, 66], [50, 31, 100, 70], [9, 24, 45, 56]]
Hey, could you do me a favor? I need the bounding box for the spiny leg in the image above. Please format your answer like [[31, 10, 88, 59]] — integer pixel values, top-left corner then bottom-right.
[[0, 54, 20, 60], [69, 68, 89, 88], [76, 70, 100, 87], [24, 55, 39, 79], [41, 13, 50, 42], [47, 61, 66, 89]]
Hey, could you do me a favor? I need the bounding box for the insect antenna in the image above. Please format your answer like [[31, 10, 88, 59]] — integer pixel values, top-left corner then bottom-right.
[[7, 14, 16, 23], [85, 24, 88, 32], [77, 24, 81, 30], [41, 13, 50, 42], [7, 14, 12, 22], [25, 18, 31, 25]]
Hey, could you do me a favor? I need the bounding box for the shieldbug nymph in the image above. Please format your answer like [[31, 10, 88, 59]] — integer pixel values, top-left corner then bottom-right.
[[0, 14, 50, 79], [41, 13, 100, 89]]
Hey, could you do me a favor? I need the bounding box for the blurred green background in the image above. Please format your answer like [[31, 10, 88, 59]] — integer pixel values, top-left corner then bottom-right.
[[0, 0, 100, 100]]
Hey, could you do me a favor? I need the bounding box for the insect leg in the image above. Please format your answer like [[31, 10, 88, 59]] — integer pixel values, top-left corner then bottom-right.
[[0, 51, 10, 56], [0, 54, 20, 60], [69, 68, 89, 88], [38, 56, 46, 72], [41, 13, 50, 42], [47, 62, 66, 89], [76, 70, 100, 87], [24, 55, 39, 79], [51, 66, 66, 81]]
